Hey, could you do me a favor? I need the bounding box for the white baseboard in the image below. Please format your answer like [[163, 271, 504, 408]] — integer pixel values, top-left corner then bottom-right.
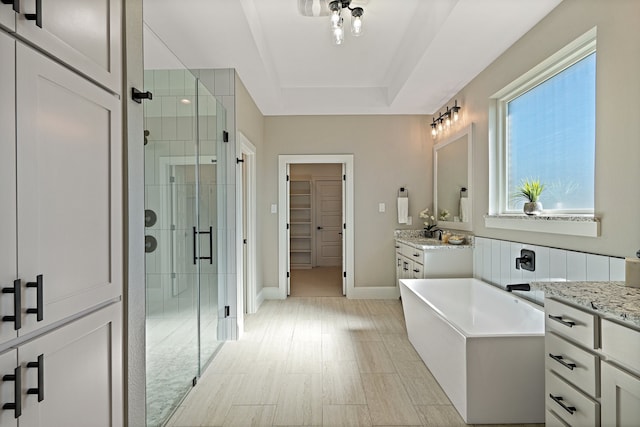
[[260, 286, 286, 300], [348, 286, 400, 299]]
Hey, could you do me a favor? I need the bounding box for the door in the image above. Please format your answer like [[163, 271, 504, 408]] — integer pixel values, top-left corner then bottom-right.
[[16, 42, 122, 335], [0, 31, 17, 343], [0, 1, 15, 32], [285, 165, 291, 295], [16, 0, 121, 92], [315, 180, 343, 267], [18, 303, 122, 427]]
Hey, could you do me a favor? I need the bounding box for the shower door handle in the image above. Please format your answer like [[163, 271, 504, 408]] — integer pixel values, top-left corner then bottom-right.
[[193, 226, 213, 265]]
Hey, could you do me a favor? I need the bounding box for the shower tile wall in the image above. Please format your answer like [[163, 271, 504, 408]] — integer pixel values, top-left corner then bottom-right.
[[473, 237, 626, 305]]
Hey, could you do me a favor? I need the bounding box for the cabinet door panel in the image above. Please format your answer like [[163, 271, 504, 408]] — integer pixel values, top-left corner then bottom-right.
[[0, 350, 18, 427], [601, 362, 640, 427], [0, 2, 15, 32], [16, 42, 122, 334], [0, 31, 18, 344], [19, 303, 122, 427], [16, 0, 121, 92]]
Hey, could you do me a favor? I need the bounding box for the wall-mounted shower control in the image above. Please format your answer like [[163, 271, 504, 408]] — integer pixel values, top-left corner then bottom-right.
[[515, 249, 535, 272]]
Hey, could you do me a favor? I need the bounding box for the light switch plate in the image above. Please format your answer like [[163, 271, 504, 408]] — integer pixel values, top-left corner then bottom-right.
[[271, 204, 277, 213], [378, 203, 385, 213]]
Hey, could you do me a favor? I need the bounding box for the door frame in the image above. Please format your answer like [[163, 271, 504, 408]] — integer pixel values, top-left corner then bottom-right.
[[278, 154, 354, 298], [237, 132, 257, 322]]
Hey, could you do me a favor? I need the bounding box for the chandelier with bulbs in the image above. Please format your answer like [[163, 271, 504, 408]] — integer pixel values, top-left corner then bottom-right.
[[329, 0, 364, 45]]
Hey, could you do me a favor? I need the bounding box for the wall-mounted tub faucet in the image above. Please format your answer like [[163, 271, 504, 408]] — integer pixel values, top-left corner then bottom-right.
[[506, 283, 531, 292], [515, 249, 535, 272]]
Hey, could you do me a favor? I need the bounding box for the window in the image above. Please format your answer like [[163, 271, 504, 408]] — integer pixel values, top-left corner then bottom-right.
[[491, 28, 597, 217]]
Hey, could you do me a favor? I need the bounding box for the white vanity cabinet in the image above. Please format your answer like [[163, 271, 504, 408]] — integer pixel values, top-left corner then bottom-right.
[[544, 297, 640, 427], [0, 303, 122, 427], [0, 0, 122, 424], [395, 239, 473, 285]]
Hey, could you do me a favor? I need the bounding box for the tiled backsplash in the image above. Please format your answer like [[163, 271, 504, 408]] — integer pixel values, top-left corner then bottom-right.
[[473, 237, 625, 305]]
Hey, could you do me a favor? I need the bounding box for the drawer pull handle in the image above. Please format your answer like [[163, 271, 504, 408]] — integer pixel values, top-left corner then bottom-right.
[[549, 394, 576, 415], [0, 0, 19, 14], [2, 279, 21, 330], [412, 253, 420, 257], [548, 314, 575, 328], [24, 0, 41, 28], [2, 366, 21, 418], [26, 354, 44, 402], [413, 269, 420, 273], [26, 275, 43, 321], [549, 353, 577, 370]]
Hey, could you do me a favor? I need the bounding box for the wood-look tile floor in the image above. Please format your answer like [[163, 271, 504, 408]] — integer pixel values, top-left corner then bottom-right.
[[166, 297, 542, 427]]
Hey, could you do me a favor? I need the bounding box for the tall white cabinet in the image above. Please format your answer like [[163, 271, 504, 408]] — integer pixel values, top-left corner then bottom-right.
[[0, 1, 123, 425]]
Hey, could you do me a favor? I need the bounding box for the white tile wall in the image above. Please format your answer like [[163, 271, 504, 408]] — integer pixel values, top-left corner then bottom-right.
[[473, 237, 627, 305]]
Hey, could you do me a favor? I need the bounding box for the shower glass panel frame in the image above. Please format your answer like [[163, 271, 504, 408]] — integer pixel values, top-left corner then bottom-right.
[[143, 67, 227, 427]]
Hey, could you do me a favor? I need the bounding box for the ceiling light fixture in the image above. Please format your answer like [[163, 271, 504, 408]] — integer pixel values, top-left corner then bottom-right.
[[329, 0, 364, 45], [431, 100, 462, 138]]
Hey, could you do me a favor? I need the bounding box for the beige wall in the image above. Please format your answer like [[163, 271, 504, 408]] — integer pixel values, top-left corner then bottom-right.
[[437, 0, 639, 258], [247, 0, 640, 294], [262, 116, 431, 288]]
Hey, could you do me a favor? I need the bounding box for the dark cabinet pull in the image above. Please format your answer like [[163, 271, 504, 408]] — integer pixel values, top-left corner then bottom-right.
[[2, 279, 21, 330], [26, 275, 43, 322], [26, 354, 44, 402], [413, 269, 420, 273], [0, 0, 19, 13], [24, 0, 41, 27], [412, 253, 420, 258], [548, 314, 575, 328], [549, 353, 577, 370], [2, 366, 21, 418], [549, 394, 576, 415]]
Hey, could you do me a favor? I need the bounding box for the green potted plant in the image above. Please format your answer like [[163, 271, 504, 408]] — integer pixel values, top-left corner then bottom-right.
[[513, 178, 545, 215]]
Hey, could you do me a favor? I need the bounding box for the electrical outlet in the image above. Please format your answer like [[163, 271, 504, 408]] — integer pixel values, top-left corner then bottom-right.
[[271, 204, 277, 213], [378, 203, 385, 212]]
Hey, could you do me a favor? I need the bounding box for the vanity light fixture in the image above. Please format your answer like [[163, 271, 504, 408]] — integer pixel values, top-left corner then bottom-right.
[[329, 0, 364, 45], [431, 100, 462, 138]]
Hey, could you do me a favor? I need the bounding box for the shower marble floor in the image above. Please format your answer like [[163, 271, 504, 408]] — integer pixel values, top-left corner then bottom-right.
[[147, 312, 221, 427], [165, 297, 543, 427]]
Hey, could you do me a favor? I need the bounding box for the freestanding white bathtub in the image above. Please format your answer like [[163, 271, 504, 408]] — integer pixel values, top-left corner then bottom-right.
[[399, 278, 545, 424]]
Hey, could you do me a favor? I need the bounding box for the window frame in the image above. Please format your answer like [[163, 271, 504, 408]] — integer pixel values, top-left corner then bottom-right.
[[487, 27, 599, 236]]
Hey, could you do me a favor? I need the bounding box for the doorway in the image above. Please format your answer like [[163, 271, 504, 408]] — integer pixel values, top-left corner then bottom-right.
[[289, 164, 342, 297], [278, 154, 355, 299]]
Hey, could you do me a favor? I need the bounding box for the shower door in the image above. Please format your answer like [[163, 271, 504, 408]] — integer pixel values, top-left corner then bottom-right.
[[143, 68, 227, 426]]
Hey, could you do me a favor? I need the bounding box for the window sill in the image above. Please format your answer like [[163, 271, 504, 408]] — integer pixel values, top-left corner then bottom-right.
[[484, 214, 600, 237]]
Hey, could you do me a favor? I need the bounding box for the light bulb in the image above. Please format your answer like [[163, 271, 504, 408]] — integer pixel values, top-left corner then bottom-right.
[[333, 24, 344, 45], [431, 126, 437, 137], [445, 115, 451, 127], [330, 9, 341, 29], [351, 8, 363, 36], [438, 121, 443, 132], [453, 110, 459, 122]]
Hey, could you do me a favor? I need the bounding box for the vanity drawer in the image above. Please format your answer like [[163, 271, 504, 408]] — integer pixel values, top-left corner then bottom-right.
[[546, 409, 570, 427], [401, 245, 423, 263], [411, 262, 422, 278], [601, 319, 640, 374], [546, 332, 599, 397], [546, 371, 600, 427], [545, 299, 598, 349]]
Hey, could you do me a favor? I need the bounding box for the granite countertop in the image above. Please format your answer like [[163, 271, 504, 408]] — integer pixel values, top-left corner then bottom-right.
[[394, 230, 473, 250], [530, 281, 640, 328]]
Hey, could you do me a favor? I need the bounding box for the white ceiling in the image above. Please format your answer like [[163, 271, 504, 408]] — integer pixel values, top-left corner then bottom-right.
[[143, 0, 562, 116]]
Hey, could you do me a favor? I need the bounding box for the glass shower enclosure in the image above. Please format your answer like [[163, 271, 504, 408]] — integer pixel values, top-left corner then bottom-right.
[[143, 58, 228, 425]]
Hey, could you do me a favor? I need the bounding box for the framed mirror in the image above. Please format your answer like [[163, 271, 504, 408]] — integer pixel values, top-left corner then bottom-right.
[[433, 124, 473, 232]]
